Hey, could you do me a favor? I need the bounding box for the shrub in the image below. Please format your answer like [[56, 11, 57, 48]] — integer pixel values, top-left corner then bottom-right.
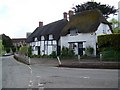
[[98, 34, 120, 51], [19, 46, 28, 56], [101, 48, 120, 61], [28, 46, 32, 57], [41, 54, 49, 58], [11, 46, 16, 53], [85, 46, 94, 55], [5, 47, 10, 53], [49, 51, 57, 58], [60, 46, 75, 58]]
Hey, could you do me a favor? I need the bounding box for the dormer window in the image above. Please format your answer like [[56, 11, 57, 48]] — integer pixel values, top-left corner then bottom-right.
[[49, 35, 53, 40], [70, 29, 78, 36], [34, 37, 38, 41], [41, 36, 45, 40]]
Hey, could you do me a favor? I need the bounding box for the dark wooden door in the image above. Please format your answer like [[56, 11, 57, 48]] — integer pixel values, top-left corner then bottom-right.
[[78, 42, 83, 55], [38, 46, 40, 55]]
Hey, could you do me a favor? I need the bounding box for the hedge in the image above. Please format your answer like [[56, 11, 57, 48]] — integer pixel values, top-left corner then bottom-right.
[[98, 33, 120, 51]]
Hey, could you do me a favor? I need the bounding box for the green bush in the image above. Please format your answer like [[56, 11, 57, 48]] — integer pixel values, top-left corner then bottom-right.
[[98, 34, 120, 51], [85, 46, 94, 55], [60, 46, 75, 58], [11, 46, 16, 53], [5, 47, 10, 53], [19, 46, 28, 56], [28, 46, 32, 57], [41, 54, 49, 58], [101, 48, 120, 61], [49, 51, 57, 58]]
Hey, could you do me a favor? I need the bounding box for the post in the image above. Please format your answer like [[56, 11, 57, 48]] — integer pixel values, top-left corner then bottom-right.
[[78, 55, 80, 63], [28, 57, 31, 65], [100, 53, 102, 62], [57, 56, 61, 65]]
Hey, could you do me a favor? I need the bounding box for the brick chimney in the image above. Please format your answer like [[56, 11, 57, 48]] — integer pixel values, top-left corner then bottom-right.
[[39, 21, 43, 27], [68, 10, 74, 20], [63, 12, 67, 19]]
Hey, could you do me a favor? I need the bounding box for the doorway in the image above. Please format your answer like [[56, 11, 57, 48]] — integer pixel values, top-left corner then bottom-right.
[[78, 42, 83, 55]]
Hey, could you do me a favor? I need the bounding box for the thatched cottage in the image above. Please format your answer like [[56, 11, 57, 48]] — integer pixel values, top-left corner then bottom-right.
[[27, 9, 112, 56]]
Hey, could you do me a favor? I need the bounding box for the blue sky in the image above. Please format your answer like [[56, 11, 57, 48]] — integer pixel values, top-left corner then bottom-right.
[[0, 0, 119, 38]]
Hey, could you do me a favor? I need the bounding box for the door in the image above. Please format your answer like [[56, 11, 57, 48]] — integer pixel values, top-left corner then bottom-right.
[[38, 46, 40, 55], [78, 42, 83, 55]]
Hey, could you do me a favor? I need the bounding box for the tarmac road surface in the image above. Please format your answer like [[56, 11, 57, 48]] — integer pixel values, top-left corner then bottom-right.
[[1, 56, 119, 89]]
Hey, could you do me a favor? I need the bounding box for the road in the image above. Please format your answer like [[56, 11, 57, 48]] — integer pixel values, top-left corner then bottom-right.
[[1, 56, 119, 89]]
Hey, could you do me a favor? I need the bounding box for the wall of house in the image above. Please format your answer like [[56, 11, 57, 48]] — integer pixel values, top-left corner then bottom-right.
[[60, 23, 112, 56], [95, 23, 112, 42], [30, 37, 57, 56], [60, 33, 97, 56], [95, 23, 112, 36]]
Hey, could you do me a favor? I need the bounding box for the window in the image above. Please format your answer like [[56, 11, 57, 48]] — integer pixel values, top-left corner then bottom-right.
[[49, 35, 53, 40], [69, 43, 76, 49], [41, 36, 45, 40], [70, 29, 78, 36], [103, 29, 106, 34], [34, 37, 38, 41]]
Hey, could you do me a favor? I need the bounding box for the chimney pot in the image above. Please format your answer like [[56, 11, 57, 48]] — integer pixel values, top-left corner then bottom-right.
[[63, 12, 67, 19], [68, 10, 74, 19], [39, 21, 43, 27]]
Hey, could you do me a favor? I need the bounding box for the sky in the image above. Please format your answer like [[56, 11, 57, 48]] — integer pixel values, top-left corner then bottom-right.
[[0, 0, 119, 38]]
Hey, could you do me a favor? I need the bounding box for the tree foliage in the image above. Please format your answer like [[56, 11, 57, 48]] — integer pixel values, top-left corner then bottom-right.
[[1, 34, 13, 53], [109, 18, 120, 33], [73, 1, 117, 18]]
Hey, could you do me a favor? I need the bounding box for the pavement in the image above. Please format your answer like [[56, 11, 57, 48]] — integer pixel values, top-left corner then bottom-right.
[[29, 57, 119, 69]]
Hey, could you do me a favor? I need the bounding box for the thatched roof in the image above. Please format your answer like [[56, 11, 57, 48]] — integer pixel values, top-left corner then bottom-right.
[[61, 9, 112, 36], [27, 19, 68, 43]]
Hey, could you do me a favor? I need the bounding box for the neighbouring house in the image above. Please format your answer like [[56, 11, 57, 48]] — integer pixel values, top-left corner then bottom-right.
[[12, 38, 27, 47], [27, 19, 68, 55], [27, 9, 112, 57]]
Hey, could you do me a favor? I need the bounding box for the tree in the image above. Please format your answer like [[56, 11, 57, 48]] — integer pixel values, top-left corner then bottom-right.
[[2, 34, 13, 53], [73, 1, 117, 18], [109, 18, 120, 33]]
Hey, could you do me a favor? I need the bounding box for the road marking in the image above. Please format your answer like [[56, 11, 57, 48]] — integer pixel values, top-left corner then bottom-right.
[[82, 76, 90, 79], [13, 57, 45, 88]]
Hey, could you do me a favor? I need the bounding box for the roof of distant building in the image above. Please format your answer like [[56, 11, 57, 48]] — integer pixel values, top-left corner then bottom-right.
[[12, 38, 26, 43]]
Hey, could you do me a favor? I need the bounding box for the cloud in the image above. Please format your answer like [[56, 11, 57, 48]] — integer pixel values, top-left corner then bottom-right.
[[0, 5, 8, 17]]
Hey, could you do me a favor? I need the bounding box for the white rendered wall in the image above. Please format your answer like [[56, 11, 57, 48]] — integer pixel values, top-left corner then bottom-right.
[[60, 23, 111, 56], [61, 33, 96, 56], [96, 23, 112, 35]]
